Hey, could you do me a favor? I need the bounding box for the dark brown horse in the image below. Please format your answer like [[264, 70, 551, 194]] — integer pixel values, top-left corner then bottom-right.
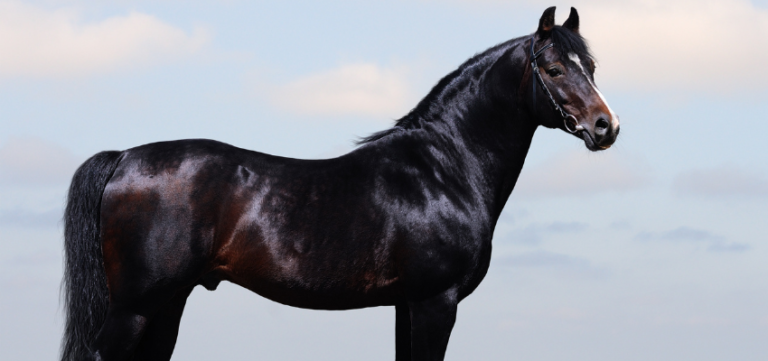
[[61, 7, 619, 361]]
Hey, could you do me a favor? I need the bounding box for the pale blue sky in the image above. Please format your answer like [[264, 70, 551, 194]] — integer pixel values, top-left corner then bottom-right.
[[1, 1, 767, 360]]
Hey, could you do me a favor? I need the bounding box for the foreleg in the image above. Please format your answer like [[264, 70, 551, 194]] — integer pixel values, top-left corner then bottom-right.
[[407, 289, 458, 361], [395, 301, 412, 361]]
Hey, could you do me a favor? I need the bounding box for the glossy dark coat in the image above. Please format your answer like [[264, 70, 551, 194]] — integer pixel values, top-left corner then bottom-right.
[[61, 7, 619, 361]]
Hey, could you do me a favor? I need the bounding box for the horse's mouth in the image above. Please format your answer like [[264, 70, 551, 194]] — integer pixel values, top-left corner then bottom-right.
[[580, 130, 610, 151]]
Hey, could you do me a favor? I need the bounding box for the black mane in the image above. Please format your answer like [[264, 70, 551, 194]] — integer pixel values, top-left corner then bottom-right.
[[357, 26, 592, 145], [357, 37, 523, 145]]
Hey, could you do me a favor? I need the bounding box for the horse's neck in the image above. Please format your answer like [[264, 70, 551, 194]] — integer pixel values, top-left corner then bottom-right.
[[408, 104, 537, 224], [482, 119, 537, 220], [397, 43, 535, 223]]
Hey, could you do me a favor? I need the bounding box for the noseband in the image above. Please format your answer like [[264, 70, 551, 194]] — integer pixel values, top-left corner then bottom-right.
[[530, 37, 580, 133]]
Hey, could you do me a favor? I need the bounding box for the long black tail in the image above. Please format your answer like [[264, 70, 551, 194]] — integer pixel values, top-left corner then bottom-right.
[[61, 151, 123, 361]]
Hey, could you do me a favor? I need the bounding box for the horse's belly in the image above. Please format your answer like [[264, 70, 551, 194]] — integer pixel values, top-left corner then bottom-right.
[[223, 267, 402, 310], [212, 238, 402, 310]]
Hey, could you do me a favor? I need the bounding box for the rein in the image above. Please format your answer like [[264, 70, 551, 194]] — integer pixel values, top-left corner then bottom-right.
[[529, 36, 580, 133]]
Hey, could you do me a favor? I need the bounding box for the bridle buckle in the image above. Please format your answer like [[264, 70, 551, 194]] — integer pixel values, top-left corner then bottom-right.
[[563, 115, 580, 134]]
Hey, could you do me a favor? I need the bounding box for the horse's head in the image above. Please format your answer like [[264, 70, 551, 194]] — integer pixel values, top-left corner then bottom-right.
[[527, 7, 619, 151]]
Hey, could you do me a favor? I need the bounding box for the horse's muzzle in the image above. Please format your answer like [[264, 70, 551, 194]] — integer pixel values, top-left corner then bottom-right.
[[581, 115, 619, 151]]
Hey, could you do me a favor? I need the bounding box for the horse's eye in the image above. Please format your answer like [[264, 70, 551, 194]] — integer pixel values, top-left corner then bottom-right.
[[547, 67, 563, 77]]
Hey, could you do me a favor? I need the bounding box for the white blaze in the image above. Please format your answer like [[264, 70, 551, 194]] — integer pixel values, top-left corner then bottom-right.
[[568, 53, 619, 129]]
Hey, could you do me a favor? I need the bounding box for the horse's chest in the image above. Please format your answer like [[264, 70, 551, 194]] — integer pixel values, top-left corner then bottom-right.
[[398, 225, 492, 293]]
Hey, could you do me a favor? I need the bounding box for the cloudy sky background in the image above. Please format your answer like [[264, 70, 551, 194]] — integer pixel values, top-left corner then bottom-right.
[[1, 0, 767, 360]]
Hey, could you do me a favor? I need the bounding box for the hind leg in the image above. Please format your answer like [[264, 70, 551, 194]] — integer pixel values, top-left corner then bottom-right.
[[92, 235, 203, 360], [89, 304, 151, 361], [95, 191, 210, 360], [89, 286, 192, 361], [130, 286, 194, 361]]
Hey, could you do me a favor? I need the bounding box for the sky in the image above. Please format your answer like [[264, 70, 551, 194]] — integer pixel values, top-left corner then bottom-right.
[[1, 0, 767, 360]]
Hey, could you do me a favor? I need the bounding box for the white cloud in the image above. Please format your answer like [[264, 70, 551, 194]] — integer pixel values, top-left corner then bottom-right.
[[499, 250, 590, 268], [514, 150, 650, 198], [496, 250, 609, 279], [577, 0, 768, 91], [270, 63, 412, 118], [635, 226, 749, 252], [0, 137, 82, 185], [504, 221, 589, 244], [635, 226, 725, 242], [673, 164, 768, 197], [0, 1, 209, 77]]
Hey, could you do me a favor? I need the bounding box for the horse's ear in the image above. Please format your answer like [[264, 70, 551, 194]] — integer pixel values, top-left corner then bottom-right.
[[537, 6, 556, 35], [562, 7, 580, 33]]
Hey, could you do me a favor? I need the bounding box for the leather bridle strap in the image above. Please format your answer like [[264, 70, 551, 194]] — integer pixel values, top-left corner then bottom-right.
[[530, 36, 580, 133]]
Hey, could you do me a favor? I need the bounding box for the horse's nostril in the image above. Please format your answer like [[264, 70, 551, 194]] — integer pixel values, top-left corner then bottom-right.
[[594, 118, 609, 136]]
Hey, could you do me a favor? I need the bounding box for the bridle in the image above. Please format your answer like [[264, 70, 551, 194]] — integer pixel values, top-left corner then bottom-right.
[[529, 36, 581, 134]]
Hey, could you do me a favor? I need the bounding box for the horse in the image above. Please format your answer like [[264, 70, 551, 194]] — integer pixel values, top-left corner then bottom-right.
[[61, 6, 619, 361]]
